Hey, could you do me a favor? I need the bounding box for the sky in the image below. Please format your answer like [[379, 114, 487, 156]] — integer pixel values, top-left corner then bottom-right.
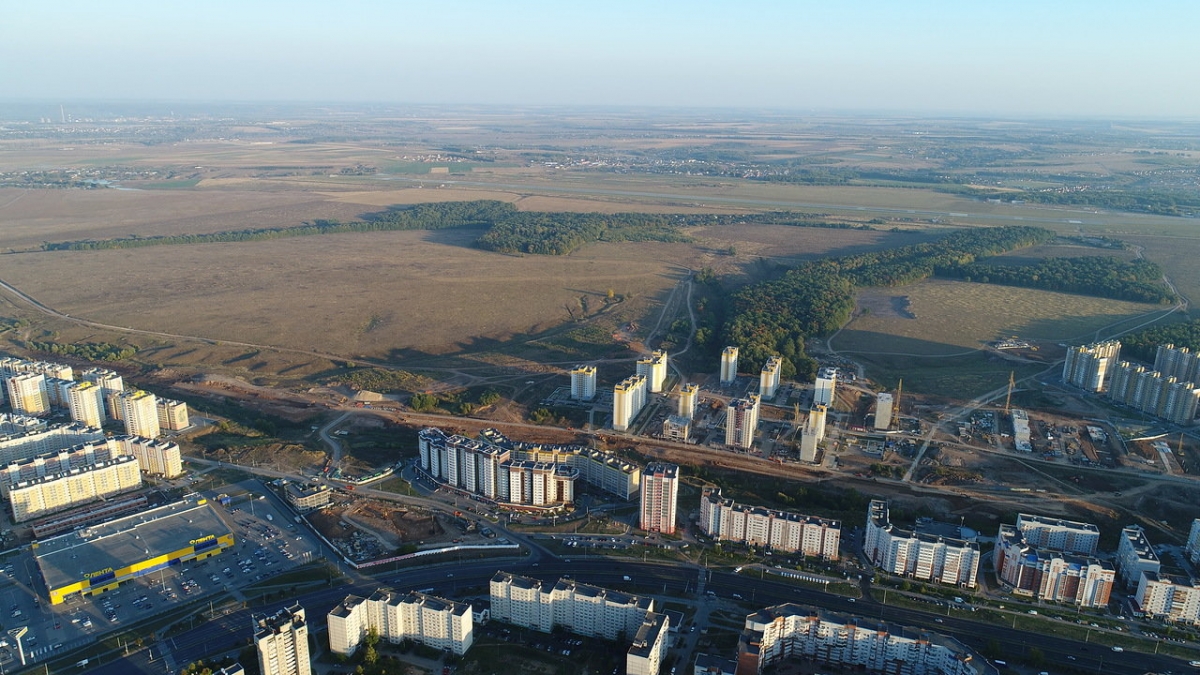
[[3, 0, 1198, 118]]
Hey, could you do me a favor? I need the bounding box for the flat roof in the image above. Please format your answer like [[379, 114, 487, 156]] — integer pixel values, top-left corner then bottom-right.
[[35, 494, 231, 590]]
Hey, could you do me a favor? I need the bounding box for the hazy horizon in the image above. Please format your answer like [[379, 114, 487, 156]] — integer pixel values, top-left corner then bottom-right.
[[3, 0, 1199, 120]]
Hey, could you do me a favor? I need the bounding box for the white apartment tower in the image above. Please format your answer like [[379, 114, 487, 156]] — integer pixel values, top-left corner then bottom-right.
[[119, 390, 160, 439], [1188, 519, 1200, 565], [81, 368, 125, 419], [1063, 340, 1120, 392], [720, 346, 739, 385], [636, 350, 668, 393], [570, 365, 597, 401], [640, 462, 678, 535], [254, 604, 311, 675], [814, 371, 837, 407], [7, 373, 50, 416], [725, 395, 760, 449], [678, 383, 698, 420], [1116, 525, 1161, 588], [66, 381, 105, 428], [1155, 344, 1200, 383], [327, 590, 473, 657], [875, 392, 894, 431], [799, 404, 827, 463], [613, 375, 647, 432], [759, 356, 782, 399]]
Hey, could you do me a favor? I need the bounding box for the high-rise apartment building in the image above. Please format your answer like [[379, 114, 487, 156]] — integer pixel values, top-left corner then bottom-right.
[[865, 500, 979, 588], [1136, 572, 1200, 625], [1062, 340, 1120, 392], [7, 373, 49, 416], [489, 572, 656, 642], [813, 370, 837, 407], [1116, 525, 1161, 588], [724, 395, 760, 449], [65, 381, 105, 428], [678, 383, 698, 420], [639, 463, 678, 534], [156, 398, 190, 431], [720, 346, 738, 385], [114, 435, 183, 478], [799, 404, 827, 463], [1015, 513, 1100, 556], [254, 604, 311, 675], [570, 365, 597, 401], [875, 392, 894, 431], [1109, 361, 1200, 424], [8, 455, 142, 522], [993, 524, 1114, 607], [81, 368, 125, 419], [699, 488, 840, 558], [119, 390, 160, 439], [328, 590, 473, 657], [636, 350, 668, 393], [613, 375, 647, 432], [759, 356, 781, 399], [1187, 519, 1200, 565], [1155, 344, 1200, 384]]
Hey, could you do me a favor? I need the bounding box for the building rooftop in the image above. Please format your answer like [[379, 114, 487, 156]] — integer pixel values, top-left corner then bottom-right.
[[627, 612, 668, 657], [330, 595, 366, 619], [34, 494, 231, 590]]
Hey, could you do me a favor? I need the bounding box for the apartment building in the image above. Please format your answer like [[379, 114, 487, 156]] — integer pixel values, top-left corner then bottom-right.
[[8, 454, 142, 522], [875, 392, 894, 431], [328, 590, 473, 657], [1015, 513, 1100, 556], [724, 395, 760, 449], [0, 440, 115, 496], [637, 350, 668, 394], [80, 367, 125, 419], [613, 374, 648, 432], [799, 404, 827, 463], [1187, 519, 1200, 565], [814, 369, 837, 407], [1116, 525, 1161, 588], [759, 356, 781, 399], [156, 398, 190, 431], [65, 381, 105, 428], [490, 571, 655, 641], [254, 604, 311, 675], [699, 488, 840, 558], [678, 383, 698, 420], [1062, 340, 1121, 392], [1136, 572, 1200, 625], [640, 463, 678, 534], [994, 524, 1114, 608], [1108, 361, 1200, 424], [285, 483, 331, 512], [570, 365, 597, 401], [0, 416, 104, 465], [738, 604, 982, 675], [1155, 343, 1200, 384], [7, 373, 50, 416], [113, 435, 183, 478], [118, 390, 160, 439], [662, 415, 691, 442], [626, 612, 670, 675], [720, 346, 738, 385], [864, 501, 979, 588]]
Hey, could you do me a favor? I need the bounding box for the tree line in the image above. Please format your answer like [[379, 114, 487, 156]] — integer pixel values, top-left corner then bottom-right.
[[25, 340, 138, 361], [936, 256, 1176, 304], [1120, 319, 1200, 363]]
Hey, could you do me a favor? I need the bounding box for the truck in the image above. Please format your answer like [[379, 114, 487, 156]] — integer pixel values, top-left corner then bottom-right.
[[622, 575, 632, 582]]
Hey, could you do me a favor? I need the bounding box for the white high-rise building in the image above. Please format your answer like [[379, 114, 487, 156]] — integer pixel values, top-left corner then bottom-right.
[[570, 365, 597, 401], [254, 604, 311, 675], [1187, 519, 1200, 565], [724, 395, 759, 449], [115, 435, 183, 478], [327, 590, 473, 657], [1136, 572, 1200, 625], [799, 404, 827, 463], [678, 383, 698, 420], [636, 350, 668, 393], [639, 463, 678, 534], [759, 356, 782, 399], [66, 381, 105, 428], [720, 346, 738, 385], [490, 572, 656, 642], [699, 488, 841, 558], [1063, 340, 1121, 392], [864, 500, 980, 588], [81, 368, 125, 420], [7, 373, 49, 416], [1116, 525, 1161, 588], [1015, 513, 1100, 556], [119, 390, 160, 439], [613, 375, 647, 432], [8, 455, 142, 523], [875, 392, 894, 431], [814, 371, 837, 407]]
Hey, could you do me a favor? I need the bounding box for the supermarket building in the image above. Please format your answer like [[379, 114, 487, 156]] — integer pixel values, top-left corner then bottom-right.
[[34, 495, 234, 605]]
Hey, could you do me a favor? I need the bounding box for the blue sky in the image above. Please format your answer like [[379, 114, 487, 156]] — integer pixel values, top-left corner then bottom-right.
[[3, 0, 1197, 118]]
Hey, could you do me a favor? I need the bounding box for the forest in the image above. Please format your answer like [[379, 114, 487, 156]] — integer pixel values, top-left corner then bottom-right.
[[936, 256, 1176, 304], [1120, 319, 1200, 363]]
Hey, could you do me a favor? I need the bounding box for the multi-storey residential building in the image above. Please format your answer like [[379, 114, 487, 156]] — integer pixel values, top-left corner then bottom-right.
[[637, 350, 668, 394], [993, 524, 1114, 607], [1015, 513, 1100, 556], [799, 404, 827, 463], [1155, 344, 1200, 384], [7, 373, 50, 416], [1109, 362, 1200, 424], [254, 604, 311, 675], [720, 346, 739, 385], [8, 454, 142, 522], [725, 395, 759, 449], [1136, 572, 1200, 625], [864, 501, 979, 588], [738, 604, 982, 675], [1187, 519, 1200, 565], [814, 370, 837, 407], [1062, 340, 1120, 392], [156, 398, 190, 431], [875, 393, 894, 431], [327, 590, 473, 657], [661, 415, 691, 442], [1116, 525, 1161, 588], [1011, 409, 1032, 452], [118, 390, 160, 439], [759, 356, 781, 399], [570, 365, 597, 401], [699, 488, 840, 558], [80, 367, 125, 419], [490, 572, 655, 641], [640, 463, 678, 534], [418, 428, 636, 505], [0, 416, 104, 465], [113, 435, 183, 478], [613, 374, 647, 432], [678, 383, 698, 420], [0, 440, 115, 496], [65, 381, 105, 428], [626, 612, 669, 675]]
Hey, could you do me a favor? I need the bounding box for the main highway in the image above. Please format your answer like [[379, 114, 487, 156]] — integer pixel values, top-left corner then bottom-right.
[[83, 556, 1194, 675]]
